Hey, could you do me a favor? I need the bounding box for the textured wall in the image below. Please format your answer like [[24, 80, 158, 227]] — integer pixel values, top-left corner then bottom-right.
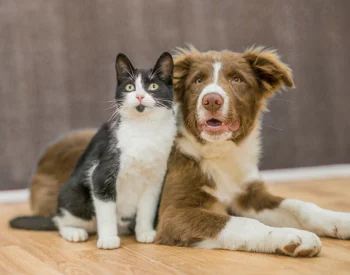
[[1, 0, 349, 190]]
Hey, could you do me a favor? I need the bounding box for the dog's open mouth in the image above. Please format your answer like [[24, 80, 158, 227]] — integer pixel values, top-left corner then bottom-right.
[[198, 118, 228, 135], [198, 118, 240, 135], [206, 118, 223, 127]]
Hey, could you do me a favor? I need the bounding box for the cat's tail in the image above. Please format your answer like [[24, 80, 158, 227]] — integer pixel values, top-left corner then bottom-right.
[[9, 216, 57, 231]]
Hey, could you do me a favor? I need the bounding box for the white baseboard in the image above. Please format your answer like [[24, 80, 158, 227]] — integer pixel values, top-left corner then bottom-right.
[[261, 164, 350, 183], [0, 164, 349, 203], [0, 189, 29, 204]]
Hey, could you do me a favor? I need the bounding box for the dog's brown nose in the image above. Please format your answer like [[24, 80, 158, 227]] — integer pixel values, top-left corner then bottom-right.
[[202, 93, 223, 112]]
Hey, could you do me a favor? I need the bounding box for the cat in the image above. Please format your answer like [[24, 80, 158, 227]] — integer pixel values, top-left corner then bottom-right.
[[10, 52, 177, 250]]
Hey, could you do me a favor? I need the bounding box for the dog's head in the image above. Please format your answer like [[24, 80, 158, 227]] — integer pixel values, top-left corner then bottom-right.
[[174, 46, 294, 143]]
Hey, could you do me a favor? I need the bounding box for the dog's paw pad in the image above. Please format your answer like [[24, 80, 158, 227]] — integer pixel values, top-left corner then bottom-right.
[[275, 230, 321, 257], [136, 230, 156, 243], [97, 236, 120, 249]]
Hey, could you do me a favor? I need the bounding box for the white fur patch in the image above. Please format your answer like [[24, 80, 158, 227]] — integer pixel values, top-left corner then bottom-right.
[[234, 198, 350, 239], [116, 107, 176, 243], [120, 74, 156, 117], [97, 235, 121, 249], [196, 83, 230, 122], [178, 122, 261, 207], [93, 199, 118, 237], [60, 227, 88, 242], [213, 62, 222, 84], [53, 209, 97, 234], [195, 62, 231, 142], [195, 217, 321, 257]]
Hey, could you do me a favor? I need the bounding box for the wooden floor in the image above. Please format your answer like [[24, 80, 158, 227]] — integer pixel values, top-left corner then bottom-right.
[[1, 178, 350, 275]]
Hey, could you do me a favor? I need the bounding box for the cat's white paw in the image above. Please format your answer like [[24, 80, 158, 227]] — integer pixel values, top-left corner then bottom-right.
[[272, 228, 322, 257], [60, 227, 88, 242], [136, 230, 156, 243], [97, 236, 120, 249]]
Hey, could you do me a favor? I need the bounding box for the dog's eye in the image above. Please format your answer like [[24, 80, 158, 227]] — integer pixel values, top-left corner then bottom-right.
[[195, 78, 203, 84], [125, 84, 135, 91], [232, 76, 242, 83], [148, 83, 159, 91]]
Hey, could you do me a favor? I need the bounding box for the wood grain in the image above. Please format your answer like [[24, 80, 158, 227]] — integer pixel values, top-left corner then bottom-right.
[[0, 178, 350, 274]]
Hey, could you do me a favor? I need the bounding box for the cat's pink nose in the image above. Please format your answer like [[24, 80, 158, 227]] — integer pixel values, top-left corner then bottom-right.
[[136, 95, 144, 102]]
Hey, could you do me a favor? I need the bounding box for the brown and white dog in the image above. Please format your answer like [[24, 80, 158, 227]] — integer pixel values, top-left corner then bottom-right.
[[154, 46, 350, 257], [28, 46, 350, 257]]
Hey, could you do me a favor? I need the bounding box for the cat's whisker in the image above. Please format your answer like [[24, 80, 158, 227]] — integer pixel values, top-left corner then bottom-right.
[[149, 67, 162, 79], [121, 65, 134, 80]]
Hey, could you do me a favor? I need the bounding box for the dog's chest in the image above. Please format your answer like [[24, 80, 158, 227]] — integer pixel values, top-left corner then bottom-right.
[[199, 140, 260, 207]]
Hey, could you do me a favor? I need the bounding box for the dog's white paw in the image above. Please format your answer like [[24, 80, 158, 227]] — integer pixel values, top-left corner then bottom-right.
[[271, 228, 322, 257], [97, 236, 120, 249], [136, 230, 156, 243], [314, 212, 350, 239], [60, 227, 88, 242]]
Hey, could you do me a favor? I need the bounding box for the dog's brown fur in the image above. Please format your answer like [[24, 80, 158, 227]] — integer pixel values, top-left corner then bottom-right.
[[235, 180, 283, 212], [30, 129, 96, 216], [155, 46, 293, 247], [26, 47, 350, 257]]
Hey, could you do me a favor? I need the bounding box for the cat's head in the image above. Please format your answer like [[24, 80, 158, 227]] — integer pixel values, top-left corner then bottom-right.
[[114, 52, 174, 117]]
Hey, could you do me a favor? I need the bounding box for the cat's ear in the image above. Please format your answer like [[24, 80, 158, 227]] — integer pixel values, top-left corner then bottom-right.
[[115, 53, 136, 84], [151, 52, 174, 84]]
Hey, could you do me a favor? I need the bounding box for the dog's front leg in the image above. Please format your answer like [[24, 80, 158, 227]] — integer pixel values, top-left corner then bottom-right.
[[233, 180, 350, 239], [156, 207, 321, 257]]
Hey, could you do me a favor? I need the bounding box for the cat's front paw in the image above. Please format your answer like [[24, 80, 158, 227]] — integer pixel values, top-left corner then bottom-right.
[[136, 230, 156, 243], [97, 236, 120, 249]]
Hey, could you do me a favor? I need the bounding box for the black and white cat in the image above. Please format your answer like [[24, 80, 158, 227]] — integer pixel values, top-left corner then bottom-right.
[[10, 52, 177, 249]]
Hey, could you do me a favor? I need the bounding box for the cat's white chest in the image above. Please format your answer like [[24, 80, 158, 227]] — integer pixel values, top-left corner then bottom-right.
[[114, 110, 176, 221]]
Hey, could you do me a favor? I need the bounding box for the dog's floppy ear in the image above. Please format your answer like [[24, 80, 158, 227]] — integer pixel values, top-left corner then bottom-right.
[[243, 47, 294, 97]]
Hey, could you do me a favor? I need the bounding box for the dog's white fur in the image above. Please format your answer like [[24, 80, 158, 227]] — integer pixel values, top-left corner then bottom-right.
[[177, 61, 350, 255]]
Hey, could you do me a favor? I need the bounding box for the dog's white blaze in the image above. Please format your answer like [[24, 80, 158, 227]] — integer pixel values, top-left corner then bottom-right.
[[196, 62, 230, 141], [213, 62, 222, 84]]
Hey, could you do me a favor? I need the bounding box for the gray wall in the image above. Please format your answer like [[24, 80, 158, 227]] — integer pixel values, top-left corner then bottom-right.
[[1, 0, 349, 190]]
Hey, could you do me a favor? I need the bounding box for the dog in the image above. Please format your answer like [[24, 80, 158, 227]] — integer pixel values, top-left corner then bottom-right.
[[154, 46, 350, 257], [27, 46, 350, 257], [30, 129, 96, 216]]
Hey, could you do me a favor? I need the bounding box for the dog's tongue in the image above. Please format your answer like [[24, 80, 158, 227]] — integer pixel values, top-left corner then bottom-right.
[[206, 118, 222, 127]]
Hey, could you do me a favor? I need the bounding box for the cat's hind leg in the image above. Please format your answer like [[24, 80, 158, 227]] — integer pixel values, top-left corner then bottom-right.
[[53, 208, 97, 243], [54, 177, 97, 243]]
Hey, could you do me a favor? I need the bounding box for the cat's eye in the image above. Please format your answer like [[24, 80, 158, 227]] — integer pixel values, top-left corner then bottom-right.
[[125, 84, 135, 92], [232, 76, 242, 83], [148, 83, 159, 91], [195, 78, 203, 84]]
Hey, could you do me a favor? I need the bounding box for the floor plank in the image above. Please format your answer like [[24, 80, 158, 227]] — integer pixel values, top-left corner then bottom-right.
[[0, 246, 62, 275], [0, 177, 350, 274]]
